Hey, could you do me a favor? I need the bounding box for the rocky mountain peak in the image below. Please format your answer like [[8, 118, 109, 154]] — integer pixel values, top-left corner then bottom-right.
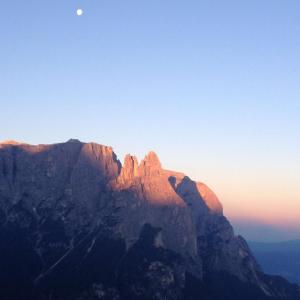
[[138, 151, 162, 177], [143, 151, 161, 167], [117, 154, 139, 186], [0, 140, 299, 300]]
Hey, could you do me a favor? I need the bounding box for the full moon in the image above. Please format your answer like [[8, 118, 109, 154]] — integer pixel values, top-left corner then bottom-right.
[[76, 9, 83, 16]]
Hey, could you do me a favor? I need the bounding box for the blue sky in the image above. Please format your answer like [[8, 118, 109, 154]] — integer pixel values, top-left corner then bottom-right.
[[1, 1, 300, 240]]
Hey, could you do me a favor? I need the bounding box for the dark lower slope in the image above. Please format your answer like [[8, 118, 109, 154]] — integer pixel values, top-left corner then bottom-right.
[[1, 220, 299, 300]]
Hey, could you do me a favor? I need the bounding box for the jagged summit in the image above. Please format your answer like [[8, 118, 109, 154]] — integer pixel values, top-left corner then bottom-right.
[[118, 154, 139, 185], [0, 140, 299, 300], [141, 151, 161, 167]]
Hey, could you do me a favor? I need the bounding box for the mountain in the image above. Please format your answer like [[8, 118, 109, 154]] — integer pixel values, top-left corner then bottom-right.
[[249, 240, 300, 284], [0, 140, 299, 300]]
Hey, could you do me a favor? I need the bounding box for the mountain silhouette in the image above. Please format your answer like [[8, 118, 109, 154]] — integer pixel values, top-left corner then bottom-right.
[[0, 139, 299, 300]]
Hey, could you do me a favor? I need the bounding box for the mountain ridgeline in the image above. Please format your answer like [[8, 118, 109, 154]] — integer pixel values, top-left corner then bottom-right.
[[249, 240, 300, 285], [0, 140, 299, 300]]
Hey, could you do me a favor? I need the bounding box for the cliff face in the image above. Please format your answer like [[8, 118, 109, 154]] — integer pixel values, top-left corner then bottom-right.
[[0, 140, 299, 300]]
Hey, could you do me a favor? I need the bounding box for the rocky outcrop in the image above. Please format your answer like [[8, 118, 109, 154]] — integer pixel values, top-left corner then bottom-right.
[[0, 140, 299, 300]]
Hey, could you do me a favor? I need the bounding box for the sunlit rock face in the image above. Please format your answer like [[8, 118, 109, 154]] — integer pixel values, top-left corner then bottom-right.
[[0, 140, 299, 300]]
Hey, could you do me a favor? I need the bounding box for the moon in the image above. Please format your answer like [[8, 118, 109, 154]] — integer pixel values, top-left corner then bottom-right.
[[76, 9, 83, 16]]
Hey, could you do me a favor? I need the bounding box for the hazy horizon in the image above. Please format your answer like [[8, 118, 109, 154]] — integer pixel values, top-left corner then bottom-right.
[[1, 1, 299, 241]]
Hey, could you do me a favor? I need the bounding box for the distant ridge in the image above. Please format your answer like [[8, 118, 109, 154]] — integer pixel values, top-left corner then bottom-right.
[[249, 240, 300, 284]]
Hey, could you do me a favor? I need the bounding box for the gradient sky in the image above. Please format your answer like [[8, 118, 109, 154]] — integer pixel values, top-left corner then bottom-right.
[[1, 0, 300, 241]]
